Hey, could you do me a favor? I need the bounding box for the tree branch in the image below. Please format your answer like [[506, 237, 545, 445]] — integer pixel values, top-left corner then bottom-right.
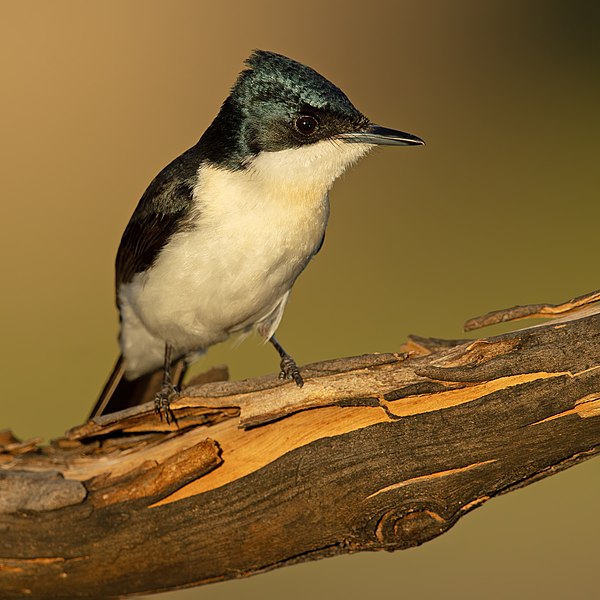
[[1, 291, 599, 599]]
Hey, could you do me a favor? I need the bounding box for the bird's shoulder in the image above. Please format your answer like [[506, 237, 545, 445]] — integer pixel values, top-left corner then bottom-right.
[[116, 144, 203, 287]]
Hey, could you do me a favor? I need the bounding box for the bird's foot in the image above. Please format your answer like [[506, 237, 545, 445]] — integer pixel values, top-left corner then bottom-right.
[[154, 383, 180, 425], [279, 355, 304, 387]]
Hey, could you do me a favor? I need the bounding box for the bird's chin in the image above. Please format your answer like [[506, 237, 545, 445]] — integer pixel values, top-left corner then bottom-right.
[[247, 139, 373, 191]]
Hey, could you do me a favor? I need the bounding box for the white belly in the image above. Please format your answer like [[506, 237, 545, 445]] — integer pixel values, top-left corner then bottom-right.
[[119, 163, 330, 378]]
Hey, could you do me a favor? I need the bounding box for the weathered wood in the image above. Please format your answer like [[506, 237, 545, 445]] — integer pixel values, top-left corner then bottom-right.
[[1, 292, 599, 599], [464, 288, 600, 331]]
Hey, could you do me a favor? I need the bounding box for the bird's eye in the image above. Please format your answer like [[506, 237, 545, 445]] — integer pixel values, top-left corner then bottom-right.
[[295, 115, 319, 135]]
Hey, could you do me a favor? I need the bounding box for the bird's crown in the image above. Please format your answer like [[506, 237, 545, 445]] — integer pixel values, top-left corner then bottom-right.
[[230, 50, 363, 120]]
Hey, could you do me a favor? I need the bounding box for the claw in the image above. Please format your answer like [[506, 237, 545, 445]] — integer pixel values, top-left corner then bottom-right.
[[279, 355, 304, 387], [154, 384, 179, 425]]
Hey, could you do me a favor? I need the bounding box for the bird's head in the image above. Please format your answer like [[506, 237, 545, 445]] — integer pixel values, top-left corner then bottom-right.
[[199, 50, 423, 190]]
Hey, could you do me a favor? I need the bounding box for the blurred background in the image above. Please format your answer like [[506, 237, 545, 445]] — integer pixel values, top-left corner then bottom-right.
[[1, 1, 599, 598]]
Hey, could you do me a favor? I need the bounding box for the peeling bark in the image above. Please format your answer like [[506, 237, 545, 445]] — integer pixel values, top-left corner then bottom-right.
[[1, 291, 599, 599]]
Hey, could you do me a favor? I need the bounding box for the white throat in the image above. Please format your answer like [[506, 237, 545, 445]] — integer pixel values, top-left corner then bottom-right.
[[246, 139, 373, 199]]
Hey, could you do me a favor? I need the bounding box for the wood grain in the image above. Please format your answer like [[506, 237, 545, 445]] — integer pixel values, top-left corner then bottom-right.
[[1, 292, 599, 599]]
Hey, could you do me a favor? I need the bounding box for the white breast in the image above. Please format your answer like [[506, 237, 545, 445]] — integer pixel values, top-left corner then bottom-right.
[[119, 139, 372, 378]]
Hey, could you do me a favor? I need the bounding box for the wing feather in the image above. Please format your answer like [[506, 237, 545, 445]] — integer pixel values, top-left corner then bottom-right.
[[116, 145, 202, 287]]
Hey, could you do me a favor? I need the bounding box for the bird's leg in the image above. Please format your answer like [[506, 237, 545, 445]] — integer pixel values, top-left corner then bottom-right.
[[154, 343, 179, 424], [269, 336, 303, 387]]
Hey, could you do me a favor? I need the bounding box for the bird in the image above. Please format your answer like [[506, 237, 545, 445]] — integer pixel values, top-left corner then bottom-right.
[[90, 50, 423, 422]]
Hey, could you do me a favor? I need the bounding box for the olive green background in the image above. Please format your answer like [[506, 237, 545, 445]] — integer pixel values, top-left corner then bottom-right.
[[1, 1, 599, 598]]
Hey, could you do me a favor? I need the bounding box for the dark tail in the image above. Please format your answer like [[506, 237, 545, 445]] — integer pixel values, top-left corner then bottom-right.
[[89, 355, 187, 419]]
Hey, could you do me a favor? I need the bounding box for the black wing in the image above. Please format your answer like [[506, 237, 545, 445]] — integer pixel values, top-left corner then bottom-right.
[[116, 144, 203, 287]]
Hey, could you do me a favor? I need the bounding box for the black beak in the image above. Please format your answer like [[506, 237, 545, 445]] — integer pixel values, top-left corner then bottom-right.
[[339, 124, 424, 146]]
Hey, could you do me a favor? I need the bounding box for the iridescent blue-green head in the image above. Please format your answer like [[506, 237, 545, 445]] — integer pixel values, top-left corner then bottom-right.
[[199, 50, 423, 171]]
